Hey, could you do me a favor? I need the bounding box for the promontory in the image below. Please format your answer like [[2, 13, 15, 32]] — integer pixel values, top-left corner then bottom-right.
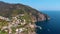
[[0, 1, 49, 34]]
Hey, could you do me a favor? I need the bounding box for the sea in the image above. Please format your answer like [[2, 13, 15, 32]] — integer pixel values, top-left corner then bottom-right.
[[36, 11, 60, 34]]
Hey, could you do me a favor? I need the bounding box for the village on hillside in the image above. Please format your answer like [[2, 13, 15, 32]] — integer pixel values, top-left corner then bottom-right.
[[0, 14, 38, 34]]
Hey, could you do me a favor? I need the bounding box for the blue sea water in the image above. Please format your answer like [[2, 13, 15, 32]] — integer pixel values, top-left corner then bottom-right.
[[36, 11, 60, 34]]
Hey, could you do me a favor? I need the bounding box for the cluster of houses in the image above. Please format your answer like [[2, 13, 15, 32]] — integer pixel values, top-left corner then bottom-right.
[[0, 14, 26, 34], [0, 16, 10, 21], [0, 14, 37, 34]]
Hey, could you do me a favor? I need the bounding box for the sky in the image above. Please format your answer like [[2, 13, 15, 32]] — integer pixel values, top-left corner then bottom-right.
[[0, 0, 60, 11]]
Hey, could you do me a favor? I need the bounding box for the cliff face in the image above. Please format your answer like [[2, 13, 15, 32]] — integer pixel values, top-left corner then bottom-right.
[[0, 1, 49, 34]]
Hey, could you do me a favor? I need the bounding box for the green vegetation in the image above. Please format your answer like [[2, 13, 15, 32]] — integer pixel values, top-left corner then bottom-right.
[[0, 30, 8, 34], [11, 9, 24, 16], [0, 20, 8, 28], [11, 27, 16, 34]]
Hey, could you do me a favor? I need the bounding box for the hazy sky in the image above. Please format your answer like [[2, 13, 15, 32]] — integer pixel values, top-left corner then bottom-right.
[[0, 0, 60, 11]]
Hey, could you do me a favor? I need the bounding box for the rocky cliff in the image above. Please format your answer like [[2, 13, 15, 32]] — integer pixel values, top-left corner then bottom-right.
[[0, 1, 49, 34]]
